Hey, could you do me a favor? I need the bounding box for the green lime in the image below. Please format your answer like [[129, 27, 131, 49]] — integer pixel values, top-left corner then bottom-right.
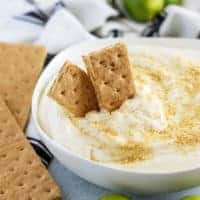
[[99, 194, 130, 200], [165, 0, 183, 5], [180, 195, 200, 200], [124, 0, 165, 22]]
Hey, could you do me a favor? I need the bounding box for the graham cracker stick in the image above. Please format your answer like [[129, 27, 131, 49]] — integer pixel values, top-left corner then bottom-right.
[[0, 97, 61, 200], [0, 42, 46, 129], [83, 42, 135, 112], [48, 62, 98, 117]]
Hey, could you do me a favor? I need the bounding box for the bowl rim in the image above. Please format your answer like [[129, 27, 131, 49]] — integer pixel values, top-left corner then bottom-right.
[[32, 37, 200, 176]]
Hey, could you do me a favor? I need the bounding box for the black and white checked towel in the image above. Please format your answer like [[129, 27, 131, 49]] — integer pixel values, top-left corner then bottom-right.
[[1, 0, 199, 167]]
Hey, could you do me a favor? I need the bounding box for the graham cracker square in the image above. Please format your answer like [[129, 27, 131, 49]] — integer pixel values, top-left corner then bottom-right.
[[0, 42, 47, 129], [0, 97, 61, 200], [83, 42, 135, 111], [48, 62, 98, 117]]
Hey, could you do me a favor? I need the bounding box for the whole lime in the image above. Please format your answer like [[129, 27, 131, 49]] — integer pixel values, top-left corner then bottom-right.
[[124, 0, 165, 22], [99, 194, 130, 200], [180, 195, 200, 200], [165, 0, 183, 5]]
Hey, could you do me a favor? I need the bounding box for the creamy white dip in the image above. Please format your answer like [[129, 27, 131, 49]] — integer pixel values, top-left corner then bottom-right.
[[38, 46, 200, 172]]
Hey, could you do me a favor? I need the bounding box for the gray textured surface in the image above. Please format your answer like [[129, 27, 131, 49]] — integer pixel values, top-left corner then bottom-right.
[[49, 159, 200, 200]]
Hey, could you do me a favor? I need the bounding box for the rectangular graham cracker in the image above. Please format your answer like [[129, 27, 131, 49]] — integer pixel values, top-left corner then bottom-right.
[[48, 61, 98, 117], [83, 42, 135, 112], [0, 97, 61, 200], [0, 42, 47, 129]]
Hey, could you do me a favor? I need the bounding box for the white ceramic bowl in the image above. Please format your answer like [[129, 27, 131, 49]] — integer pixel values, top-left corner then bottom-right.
[[32, 37, 200, 194]]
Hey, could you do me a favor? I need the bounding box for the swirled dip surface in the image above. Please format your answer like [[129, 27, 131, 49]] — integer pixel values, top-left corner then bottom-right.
[[38, 46, 200, 172]]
